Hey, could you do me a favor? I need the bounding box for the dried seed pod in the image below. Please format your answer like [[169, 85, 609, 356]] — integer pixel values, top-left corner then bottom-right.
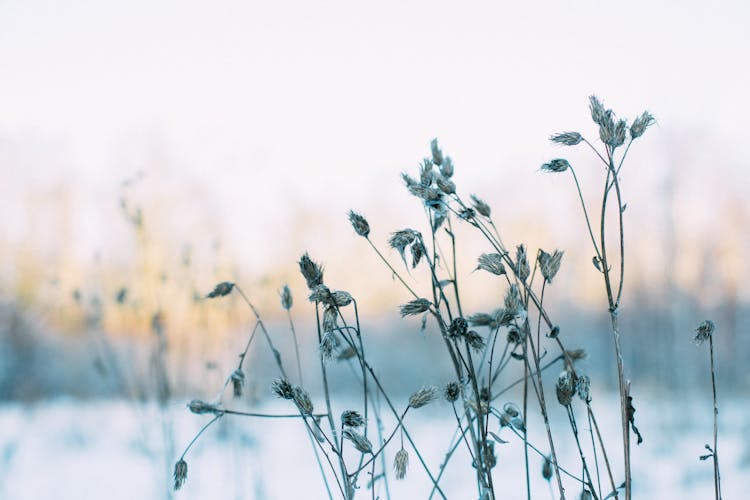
[[538, 249, 564, 283], [299, 253, 324, 289], [292, 386, 314, 416], [430, 138, 444, 166], [409, 386, 438, 409], [444, 381, 461, 403], [477, 253, 506, 276], [230, 369, 245, 398], [549, 132, 583, 146], [399, 298, 432, 317], [540, 158, 571, 173], [394, 448, 409, 480], [280, 284, 293, 310], [341, 410, 365, 428], [206, 282, 234, 298], [630, 110, 655, 139], [343, 428, 372, 454], [448, 317, 468, 339], [693, 319, 715, 345], [515, 245, 530, 282], [271, 378, 294, 399], [187, 400, 222, 416], [556, 370, 576, 407], [173, 459, 188, 490], [470, 195, 491, 217], [348, 210, 370, 238]]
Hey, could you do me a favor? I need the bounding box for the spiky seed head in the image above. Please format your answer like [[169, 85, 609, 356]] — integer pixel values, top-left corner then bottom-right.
[[550, 132, 583, 146], [188, 399, 223, 415], [322, 305, 338, 334], [612, 119, 628, 148], [538, 249, 564, 283], [694, 319, 715, 345], [394, 448, 409, 480], [401, 172, 418, 187], [630, 110, 655, 139], [576, 373, 591, 402], [410, 240, 424, 268], [271, 378, 295, 399], [173, 459, 188, 490], [343, 428, 372, 454], [540, 158, 571, 173], [466, 330, 486, 352], [467, 312, 499, 330], [477, 253, 506, 275], [440, 156, 454, 178], [458, 207, 476, 220], [206, 281, 234, 298], [280, 284, 293, 310], [308, 285, 352, 307], [389, 229, 418, 265], [589, 95, 607, 126], [409, 386, 438, 409], [448, 317, 468, 339], [348, 210, 370, 238], [419, 158, 434, 185], [444, 381, 461, 402], [292, 386, 314, 415], [504, 284, 523, 320], [399, 298, 432, 317], [515, 245, 530, 282], [430, 138, 444, 166], [230, 369, 245, 398], [341, 410, 365, 428], [556, 370, 576, 406], [470, 195, 491, 217], [298, 253, 324, 290], [319, 331, 336, 361], [407, 184, 441, 201], [542, 456, 553, 481]]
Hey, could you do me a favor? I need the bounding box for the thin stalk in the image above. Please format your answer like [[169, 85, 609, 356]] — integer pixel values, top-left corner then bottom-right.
[[709, 335, 722, 500]]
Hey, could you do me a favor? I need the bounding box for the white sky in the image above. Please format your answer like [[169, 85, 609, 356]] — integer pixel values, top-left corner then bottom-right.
[[1, 0, 749, 302]]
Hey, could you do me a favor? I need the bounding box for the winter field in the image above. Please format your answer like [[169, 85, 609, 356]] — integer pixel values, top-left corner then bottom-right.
[[1, 394, 747, 500]]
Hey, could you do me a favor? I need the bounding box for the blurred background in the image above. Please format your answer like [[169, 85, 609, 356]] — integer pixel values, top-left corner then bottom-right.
[[1, 0, 749, 498]]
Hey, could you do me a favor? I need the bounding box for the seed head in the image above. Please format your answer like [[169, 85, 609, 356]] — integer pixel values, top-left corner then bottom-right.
[[448, 317, 468, 339], [538, 249, 564, 283], [444, 381, 461, 403], [401, 172, 418, 187], [399, 298, 432, 317], [576, 373, 591, 402], [547, 325, 560, 338], [271, 378, 295, 399], [319, 331, 336, 361], [389, 229, 418, 265], [292, 386, 314, 415], [556, 370, 576, 407], [419, 158, 434, 185], [540, 158, 570, 173], [466, 330, 486, 352], [440, 156, 454, 178], [188, 399, 223, 415], [394, 448, 409, 480], [407, 184, 441, 201], [280, 284, 293, 310], [206, 281, 234, 299], [430, 138, 444, 166], [630, 110, 655, 139], [348, 210, 370, 238], [298, 253, 324, 290], [694, 319, 715, 345], [476, 253, 506, 276], [611, 119, 628, 148], [343, 428, 372, 454], [589, 95, 607, 126], [436, 175, 455, 195], [341, 410, 365, 428], [308, 285, 353, 307], [410, 240, 424, 268], [173, 459, 188, 490], [515, 245, 530, 282], [542, 456, 553, 481], [322, 305, 338, 333], [458, 207, 476, 220], [470, 195, 491, 217], [409, 386, 438, 409], [230, 369, 245, 398], [550, 132, 583, 146]]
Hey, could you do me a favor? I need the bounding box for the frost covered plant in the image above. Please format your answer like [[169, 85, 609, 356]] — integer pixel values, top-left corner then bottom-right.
[[694, 320, 722, 500]]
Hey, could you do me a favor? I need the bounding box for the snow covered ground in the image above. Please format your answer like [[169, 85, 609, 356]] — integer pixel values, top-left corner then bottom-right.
[[0, 393, 747, 499]]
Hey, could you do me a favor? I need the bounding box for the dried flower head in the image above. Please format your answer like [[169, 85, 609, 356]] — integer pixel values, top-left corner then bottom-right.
[[448, 317, 468, 339], [319, 331, 336, 361], [542, 456, 553, 481], [410, 240, 424, 268], [466, 330, 486, 352], [399, 298, 432, 317], [430, 138, 444, 166], [280, 284, 293, 310], [538, 249, 564, 283], [389, 229, 419, 265], [550, 132, 583, 146], [341, 410, 365, 428], [348, 210, 370, 238], [308, 285, 353, 307], [694, 319, 715, 345], [206, 281, 234, 299], [630, 110, 655, 139], [440, 156, 454, 178], [394, 448, 409, 480], [576, 373, 591, 402], [188, 399, 223, 416], [476, 253, 506, 275], [515, 245, 530, 282], [292, 386, 314, 415], [408, 183, 441, 201], [470, 195, 491, 217], [271, 378, 295, 400], [611, 119, 628, 148], [409, 386, 438, 408], [504, 284, 522, 318], [419, 158, 434, 185], [458, 207, 476, 220], [322, 305, 338, 334], [467, 311, 500, 330], [298, 253, 324, 290], [556, 370, 576, 407], [436, 175, 455, 195], [444, 381, 461, 403], [173, 458, 188, 490], [540, 158, 571, 173], [230, 369, 245, 398], [589, 95, 607, 126], [401, 172, 418, 188], [343, 428, 372, 454]]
